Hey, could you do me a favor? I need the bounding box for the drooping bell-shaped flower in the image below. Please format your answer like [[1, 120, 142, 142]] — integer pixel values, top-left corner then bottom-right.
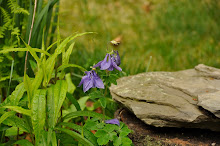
[[111, 50, 121, 66], [93, 51, 122, 71], [105, 118, 120, 126], [78, 70, 104, 92]]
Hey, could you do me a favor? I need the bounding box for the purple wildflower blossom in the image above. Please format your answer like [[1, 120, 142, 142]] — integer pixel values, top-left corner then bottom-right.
[[93, 51, 122, 71], [78, 70, 104, 92], [105, 118, 120, 126], [111, 50, 121, 66]]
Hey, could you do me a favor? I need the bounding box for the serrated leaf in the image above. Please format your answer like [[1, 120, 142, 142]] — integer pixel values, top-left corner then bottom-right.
[[97, 134, 110, 145], [31, 89, 46, 145], [120, 127, 131, 137], [113, 135, 122, 146], [94, 130, 107, 137], [103, 124, 117, 133], [84, 120, 97, 130], [121, 137, 132, 145]]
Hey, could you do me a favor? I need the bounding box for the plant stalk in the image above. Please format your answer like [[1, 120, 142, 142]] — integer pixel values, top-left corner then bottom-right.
[[24, 0, 38, 74]]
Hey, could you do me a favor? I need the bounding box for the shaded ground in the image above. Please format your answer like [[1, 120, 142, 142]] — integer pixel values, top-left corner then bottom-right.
[[115, 108, 220, 146]]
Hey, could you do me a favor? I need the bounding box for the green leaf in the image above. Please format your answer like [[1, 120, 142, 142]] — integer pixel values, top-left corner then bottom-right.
[[113, 136, 122, 146], [14, 139, 34, 146], [0, 48, 51, 56], [47, 80, 68, 129], [32, 68, 44, 92], [103, 124, 117, 133], [120, 127, 131, 137], [0, 111, 15, 124], [58, 122, 98, 146], [63, 111, 110, 121], [29, 60, 38, 74], [121, 137, 132, 145], [57, 64, 87, 73], [94, 129, 107, 137], [52, 131, 57, 146], [84, 120, 97, 130], [65, 73, 76, 94], [3, 115, 31, 133], [96, 133, 110, 145], [6, 82, 25, 106], [66, 93, 81, 111], [63, 42, 75, 64], [5, 127, 25, 136], [1, 106, 31, 116], [31, 89, 46, 145], [89, 91, 104, 100], [56, 133, 78, 145], [99, 97, 106, 108], [55, 127, 94, 146], [78, 96, 90, 110], [24, 74, 32, 107]]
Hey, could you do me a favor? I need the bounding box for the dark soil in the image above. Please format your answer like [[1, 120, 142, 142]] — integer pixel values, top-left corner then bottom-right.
[[115, 108, 220, 146]]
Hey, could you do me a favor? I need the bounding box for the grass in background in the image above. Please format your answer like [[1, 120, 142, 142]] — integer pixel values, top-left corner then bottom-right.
[[59, 0, 220, 75]]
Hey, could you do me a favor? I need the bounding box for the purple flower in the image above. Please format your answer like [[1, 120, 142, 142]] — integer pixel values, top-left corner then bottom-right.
[[78, 70, 104, 92], [105, 118, 120, 126], [111, 50, 121, 66], [93, 52, 122, 71]]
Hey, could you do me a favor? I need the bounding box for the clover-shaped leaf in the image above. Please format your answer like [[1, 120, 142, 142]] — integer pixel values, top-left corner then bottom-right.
[[120, 127, 131, 137]]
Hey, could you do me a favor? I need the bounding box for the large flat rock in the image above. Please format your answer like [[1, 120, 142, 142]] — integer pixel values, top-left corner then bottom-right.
[[110, 64, 220, 131]]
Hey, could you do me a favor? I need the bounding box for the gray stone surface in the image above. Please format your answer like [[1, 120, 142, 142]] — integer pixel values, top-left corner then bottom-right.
[[110, 64, 220, 131]]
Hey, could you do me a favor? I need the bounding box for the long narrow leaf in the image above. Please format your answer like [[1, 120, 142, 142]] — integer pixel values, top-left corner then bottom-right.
[[1, 106, 31, 116], [3, 115, 31, 133], [55, 127, 94, 146], [0, 48, 50, 56], [0, 111, 15, 125], [14, 139, 34, 146], [58, 64, 87, 73], [31, 89, 46, 145], [58, 122, 98, 146], [63, 111, 110, 121], [47, 80, 67, 129]]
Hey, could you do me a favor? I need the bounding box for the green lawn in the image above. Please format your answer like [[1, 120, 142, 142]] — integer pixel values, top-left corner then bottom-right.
[[60, 0, 220, 75]]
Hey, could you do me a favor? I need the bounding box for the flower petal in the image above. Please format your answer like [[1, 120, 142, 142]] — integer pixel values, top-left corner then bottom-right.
[[100, 54, 111, 70], [94, 78, 104, 89], [93, 60, 102, 68], [83, 78, 94, 92], [105, 118, 120, 126], [112, 61, 122, 71]]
